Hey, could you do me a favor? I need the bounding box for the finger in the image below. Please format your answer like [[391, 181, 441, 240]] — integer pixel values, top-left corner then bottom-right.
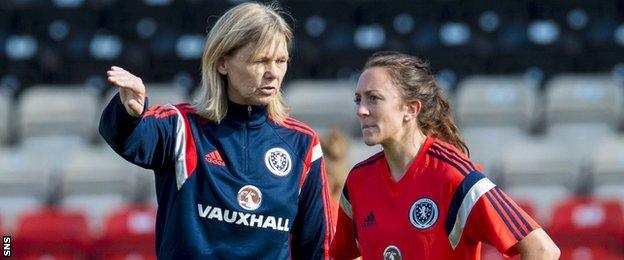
[[108, 74, 133, 82], [111, 66, 125, 71], [107, 70, 124, 76], [107, 70, 134, 77], [107, 77, 131, 88], [108, 77, 141, 91], [107, 75, 120, 84], [108, 74, 137, 83], [107, 75, 126, 83]]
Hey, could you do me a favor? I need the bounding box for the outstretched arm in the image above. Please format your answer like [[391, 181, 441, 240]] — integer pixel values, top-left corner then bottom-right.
[[99, 66, 177, 169], [462, 184, 559, 259]]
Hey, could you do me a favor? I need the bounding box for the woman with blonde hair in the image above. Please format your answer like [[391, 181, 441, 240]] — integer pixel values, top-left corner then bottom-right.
[[100, 2, 332, 258], [330, 51, 559, 259]]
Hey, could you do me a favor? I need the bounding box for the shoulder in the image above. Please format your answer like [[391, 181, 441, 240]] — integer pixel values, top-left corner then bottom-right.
[[345, 151, 385, 183], [270, 116, 321, 162], [173, 103, 196, 115], [424, 140, 495, 202], [425, 139, 477, 180], [342, 151, 384, 198], [273, 116, 318, 138], [143, 103, 195, 118], [143, 104, 179, 119], [352, 151, 385, 172]]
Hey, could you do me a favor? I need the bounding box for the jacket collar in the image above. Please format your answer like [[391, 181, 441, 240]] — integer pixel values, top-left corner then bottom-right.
[[224, 100, 268, 128]]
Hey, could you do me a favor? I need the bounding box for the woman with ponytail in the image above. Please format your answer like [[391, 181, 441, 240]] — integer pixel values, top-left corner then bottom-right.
[[330, 51, 559, 260]]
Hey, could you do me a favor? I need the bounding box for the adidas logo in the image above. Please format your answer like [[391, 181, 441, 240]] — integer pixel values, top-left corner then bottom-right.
[[205, 150, 225, 167], [361, 211, 376, 228]]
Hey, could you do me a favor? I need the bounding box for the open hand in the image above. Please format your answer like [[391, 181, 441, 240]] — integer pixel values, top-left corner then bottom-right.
[[106, 66, 146, 117]]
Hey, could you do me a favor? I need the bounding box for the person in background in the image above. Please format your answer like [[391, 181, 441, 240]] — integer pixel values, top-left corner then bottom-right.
[[330, 51, 559, 260], [321, 127, 350, 223], [99, 2, 332, 258]]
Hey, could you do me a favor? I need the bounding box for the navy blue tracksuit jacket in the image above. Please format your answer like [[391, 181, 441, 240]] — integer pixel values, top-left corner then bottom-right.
[[99, 94, 333, 259]]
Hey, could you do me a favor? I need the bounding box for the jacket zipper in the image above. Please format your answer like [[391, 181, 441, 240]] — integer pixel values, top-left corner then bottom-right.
[[245, 105, 251, 174]]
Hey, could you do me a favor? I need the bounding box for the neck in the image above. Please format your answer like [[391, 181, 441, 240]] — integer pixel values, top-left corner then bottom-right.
[[382, 128, 426, 182]]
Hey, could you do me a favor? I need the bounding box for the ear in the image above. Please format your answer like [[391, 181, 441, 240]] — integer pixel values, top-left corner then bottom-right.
[[404, 100, 421, 121], [217, 57, 228, 75]]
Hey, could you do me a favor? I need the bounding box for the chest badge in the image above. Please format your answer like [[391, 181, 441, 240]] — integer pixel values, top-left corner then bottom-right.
[[237, 185, 262, 211], [264, 147, 292, 176], [409, 198, 439, 230], [383, 245, 402, 260]]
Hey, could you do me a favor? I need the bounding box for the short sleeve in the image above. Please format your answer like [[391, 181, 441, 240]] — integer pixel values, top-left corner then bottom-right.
[[464, 187, 541, 257]]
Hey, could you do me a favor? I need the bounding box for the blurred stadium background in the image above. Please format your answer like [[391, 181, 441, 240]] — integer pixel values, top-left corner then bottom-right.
[[1, 0, 624, 259]]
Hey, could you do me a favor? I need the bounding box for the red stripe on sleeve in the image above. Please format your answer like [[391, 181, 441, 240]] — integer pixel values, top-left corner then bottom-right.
[[278, 118, 316, 189], [284, 117, 315, 134], [175, 104, 197, 176], [299, 137, 316, 190], [283, 119, 315, 137], [319, 157, 333, 259]]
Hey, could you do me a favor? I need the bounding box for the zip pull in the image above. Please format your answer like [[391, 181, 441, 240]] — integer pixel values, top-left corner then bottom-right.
[[247, 105, 252, 117]]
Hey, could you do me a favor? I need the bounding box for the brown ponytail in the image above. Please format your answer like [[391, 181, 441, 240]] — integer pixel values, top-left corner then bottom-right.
[[364, 51, 469, 156]]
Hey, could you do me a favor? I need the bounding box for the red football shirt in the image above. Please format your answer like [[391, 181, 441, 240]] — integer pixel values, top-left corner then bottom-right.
[[330, 137, 539, 259]]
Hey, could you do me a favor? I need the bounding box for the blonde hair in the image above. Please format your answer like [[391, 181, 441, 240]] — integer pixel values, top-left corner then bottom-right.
[[193, 2, 293, 123], [365, 51, 470, 156]]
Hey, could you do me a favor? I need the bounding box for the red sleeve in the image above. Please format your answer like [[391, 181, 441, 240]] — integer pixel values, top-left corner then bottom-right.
[[464, 187, 541, 257], [330, 188, 360, 260]]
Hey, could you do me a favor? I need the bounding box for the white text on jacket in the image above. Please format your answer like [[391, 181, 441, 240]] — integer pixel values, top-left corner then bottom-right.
[[198, 204, 290, 232]]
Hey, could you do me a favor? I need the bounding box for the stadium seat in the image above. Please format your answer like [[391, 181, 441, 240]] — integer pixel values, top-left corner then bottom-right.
[[103, 82, 189, 108], [549, 197, 624, 259], [499, 139, 583, 223], [559, 246, 623, 260], [481, 243, 520, 260], [15, 82, 97, 177], [0, 89, 11, 145], [589, 137, 624, 200], [549, 196, 624, 255], [456, 75, 538, 128], [146, 83, 190, 106], [137, 167, 159, 206], [18, 85, 100, 141], [92, 204, 157, 260], [96, 83, 189, 145], [455, 75, 537, 175], [0, 146, 52, 232], [60, 145, 142, 232], [285, 79, 359, 137], [13, 207, 92, 259], [481, 198, 624, 260], [543, 73, 623, 161]]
